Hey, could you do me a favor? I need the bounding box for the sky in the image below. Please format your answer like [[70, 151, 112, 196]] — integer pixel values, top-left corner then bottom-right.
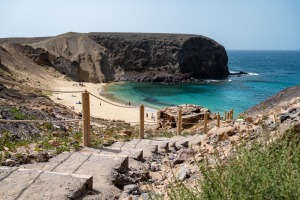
[[1, 0, 300, 50]]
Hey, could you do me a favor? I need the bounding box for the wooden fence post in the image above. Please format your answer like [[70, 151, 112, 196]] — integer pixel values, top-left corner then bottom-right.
[[224, 111, 227, 120], [204, 112, 208, 134], [227, 112, 230, 121], [139, 104, 144, 139], [217, 112, 220, 128], [177, 108, 182, 135], [231, 109, 234, 120], [82, 90, 91, 147]]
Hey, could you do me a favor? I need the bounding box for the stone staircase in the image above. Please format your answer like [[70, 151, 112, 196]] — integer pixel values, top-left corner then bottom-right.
[[0, 134, 205, 199]]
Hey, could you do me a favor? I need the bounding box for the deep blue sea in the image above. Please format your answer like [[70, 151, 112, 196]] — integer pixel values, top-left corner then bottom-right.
[[103, 51, 300, 117]]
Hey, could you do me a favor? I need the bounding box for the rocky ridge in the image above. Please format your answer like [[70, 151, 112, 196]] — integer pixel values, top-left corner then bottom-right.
[[0, 32, 229, 83]]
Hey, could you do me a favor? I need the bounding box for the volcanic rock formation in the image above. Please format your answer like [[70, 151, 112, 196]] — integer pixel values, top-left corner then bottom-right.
[[0, 32, 229, 83]]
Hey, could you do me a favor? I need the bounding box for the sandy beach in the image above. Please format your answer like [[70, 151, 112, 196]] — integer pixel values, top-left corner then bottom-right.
[[50, 80, 157, 123]]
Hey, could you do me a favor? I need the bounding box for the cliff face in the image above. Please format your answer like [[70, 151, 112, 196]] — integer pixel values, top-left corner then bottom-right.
[[178, 37, 228, 78], [88, 33, 229, 82], [0, 32, 229, 83], [9, 43, 79, 81]]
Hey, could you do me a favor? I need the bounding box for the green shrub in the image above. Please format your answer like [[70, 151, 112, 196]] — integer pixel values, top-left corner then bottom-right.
[[168, 129, 300, 200], [0, 130, 31, 152]]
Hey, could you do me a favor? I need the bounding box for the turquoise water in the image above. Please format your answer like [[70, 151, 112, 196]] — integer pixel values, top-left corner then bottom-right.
[[103, 51, 300, 116]]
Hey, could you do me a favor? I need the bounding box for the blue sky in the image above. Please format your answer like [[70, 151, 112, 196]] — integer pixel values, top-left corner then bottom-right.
[[1, 0, 299, 50]]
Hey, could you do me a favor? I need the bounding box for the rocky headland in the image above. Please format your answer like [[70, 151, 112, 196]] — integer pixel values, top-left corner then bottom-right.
[[0, 32, 229, 83]]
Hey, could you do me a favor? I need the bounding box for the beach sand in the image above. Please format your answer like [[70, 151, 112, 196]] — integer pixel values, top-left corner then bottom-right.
[[50, 80, 157, 123]]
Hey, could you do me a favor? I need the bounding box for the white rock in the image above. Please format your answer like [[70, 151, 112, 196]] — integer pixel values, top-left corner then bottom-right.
[[5, 159, 16, 166], [290, 97, 300, 105]]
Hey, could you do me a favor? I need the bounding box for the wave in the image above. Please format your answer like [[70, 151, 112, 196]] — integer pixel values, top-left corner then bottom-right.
[[230, 71, 259, 76], [248, 72, 259, 76], [228, 79, 233, 82], [205, 79, 221, 83]]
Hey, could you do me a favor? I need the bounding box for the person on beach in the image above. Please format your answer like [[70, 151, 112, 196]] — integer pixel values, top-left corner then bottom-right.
[[100, 102, 101, 106], [128, 101, 131, 106], [146, 112, 148, 118]]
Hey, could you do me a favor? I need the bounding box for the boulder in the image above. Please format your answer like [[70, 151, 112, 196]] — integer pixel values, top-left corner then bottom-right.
[[176, 166, 190, 181], [217, 126, 235, 141], [179, 149, 194, 160], [5, 159, 16, 166], [245, 117, 254, 123], [123, 184, 140, 195], [207, 126, 218, 137], [290, 97, 300, 105]]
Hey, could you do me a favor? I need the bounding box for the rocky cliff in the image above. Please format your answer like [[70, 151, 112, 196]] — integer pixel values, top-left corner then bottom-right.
[[0, 32, 228, 83]]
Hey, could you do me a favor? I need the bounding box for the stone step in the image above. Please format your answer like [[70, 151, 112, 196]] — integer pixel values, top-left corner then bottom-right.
[[155, 135, 204, 149], [21, 151, 128, 199], [79, 147, 143, 161], [155, 135, 188, 149], [110, 138, 170, 158], [111, 140, 158, 159], [0, 167, 92, 200]]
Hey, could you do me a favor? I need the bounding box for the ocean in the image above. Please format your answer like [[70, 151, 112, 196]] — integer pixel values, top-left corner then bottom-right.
[[103, 51, 300, 117]]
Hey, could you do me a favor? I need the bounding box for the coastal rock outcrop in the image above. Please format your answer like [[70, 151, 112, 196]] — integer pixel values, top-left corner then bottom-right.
[[157, 104, 211, 129], [0, 32, 229, 83]]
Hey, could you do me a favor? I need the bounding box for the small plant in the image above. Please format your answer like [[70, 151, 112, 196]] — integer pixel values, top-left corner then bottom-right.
[[40, 122, 54, 130], [55, 145, 70, 154], [3, 151, 10, 159], [91, 138, 103, 148], [40, 139, 52, 150], [35, 146, 42, 152], [73, 132, 82, 141], [237, 113, 246, 119], [9, 107, 37, 120]]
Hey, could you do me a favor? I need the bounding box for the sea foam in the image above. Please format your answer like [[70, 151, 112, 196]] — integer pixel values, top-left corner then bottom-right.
[[248, 72, 259, 76]]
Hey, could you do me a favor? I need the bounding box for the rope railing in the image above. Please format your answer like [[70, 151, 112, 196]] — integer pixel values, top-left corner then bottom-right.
[[181, 122, 202, 125], [89, 92, 138, 108], [92, 120, 157, 124]]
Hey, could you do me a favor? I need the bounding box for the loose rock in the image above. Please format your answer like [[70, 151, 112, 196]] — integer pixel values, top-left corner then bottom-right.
[[124, 184, 140, 195]]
